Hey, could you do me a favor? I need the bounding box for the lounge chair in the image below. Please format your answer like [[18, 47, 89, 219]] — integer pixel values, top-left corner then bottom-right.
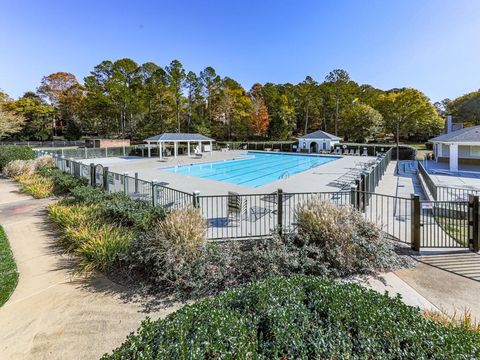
[[349, 149, 355, 156], [361, 148, 368, 156], [194, 146, 203, 158], [227, 191, 247, 224], [354, 149, 360, 156]]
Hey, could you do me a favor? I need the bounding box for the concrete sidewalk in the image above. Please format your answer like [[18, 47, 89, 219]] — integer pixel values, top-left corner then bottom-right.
[[0, 179, 179, 360], [396, 250, 480, 320]]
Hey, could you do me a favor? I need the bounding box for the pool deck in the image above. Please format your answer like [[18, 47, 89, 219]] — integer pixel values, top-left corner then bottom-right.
[[80, 151, 377, 196], [422, 160, 480, 190]]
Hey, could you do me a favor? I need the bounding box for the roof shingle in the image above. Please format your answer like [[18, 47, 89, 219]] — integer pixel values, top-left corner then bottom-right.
[[145, 133, 215, 142], [430, 126, 480, 143], [298, 130, 341, 140]]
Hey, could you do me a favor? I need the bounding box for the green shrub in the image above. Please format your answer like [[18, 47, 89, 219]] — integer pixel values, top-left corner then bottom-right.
[[38, 167, 86, 195], [0, 145, 35, 171], [101, 193, 166, 231], [69, 185, 106, 204], [104, 276, 480, 359], [0, 226, 18, 307]]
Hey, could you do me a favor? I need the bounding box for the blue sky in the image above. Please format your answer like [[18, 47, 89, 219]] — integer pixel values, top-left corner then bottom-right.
[[1, 0, 479, 102]]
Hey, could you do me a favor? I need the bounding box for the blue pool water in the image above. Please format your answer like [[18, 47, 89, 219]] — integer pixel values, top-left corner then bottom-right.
[[163, 152, 339, 187]]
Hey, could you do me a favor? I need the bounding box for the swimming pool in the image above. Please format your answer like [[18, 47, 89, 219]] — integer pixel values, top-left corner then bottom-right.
[[163, 152, 340, 187]]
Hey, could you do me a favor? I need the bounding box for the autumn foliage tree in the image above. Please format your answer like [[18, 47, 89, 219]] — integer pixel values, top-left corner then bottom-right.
[[249, 83, 269, 137], [0, 60, 448, 142], [37, 72, 84, 139]]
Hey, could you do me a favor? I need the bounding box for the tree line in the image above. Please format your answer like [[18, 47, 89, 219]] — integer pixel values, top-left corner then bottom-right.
[[0, 58, 448, 142]]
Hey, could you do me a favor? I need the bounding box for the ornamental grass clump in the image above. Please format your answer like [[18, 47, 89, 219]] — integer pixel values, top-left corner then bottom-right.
[[295, 198, 401, 276], [33, 155, 55, 171], [75, 224, 132, 273], [158, 206, 206, 252], [16, 174, 54, 198], [48, 201, 132, 273], [2, 159, 35, 178]]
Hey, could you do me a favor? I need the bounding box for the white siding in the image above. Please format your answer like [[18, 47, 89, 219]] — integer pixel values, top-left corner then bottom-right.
[[439, 145, 480, 159]]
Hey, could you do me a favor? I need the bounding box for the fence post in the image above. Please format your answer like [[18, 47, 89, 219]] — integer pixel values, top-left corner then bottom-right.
[[69, 158, 74, 175], [411, 194, 421, 251], [469, 195, 479, 252], [350, 185, 357, 209], [105, 147, 108, 158], [360, 173, 367, 211], [134, 172, 139, 193], [90, 163, 95, 186], [277, 188, 284, 234], [103, 166, 109, 191], [152, 180, 158, 207], [355, 178, 361, 210], [123, 172, 129, 195], [193, 190, 200, 209]]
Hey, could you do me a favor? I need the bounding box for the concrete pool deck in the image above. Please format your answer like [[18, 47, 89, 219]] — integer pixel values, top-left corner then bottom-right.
[[422, 160, 480, 190], [80, 151, 377, 195]]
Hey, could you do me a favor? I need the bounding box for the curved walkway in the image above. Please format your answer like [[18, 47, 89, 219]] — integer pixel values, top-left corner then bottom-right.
[[0, 177, 444, 358], [0, 179, 179, 360]]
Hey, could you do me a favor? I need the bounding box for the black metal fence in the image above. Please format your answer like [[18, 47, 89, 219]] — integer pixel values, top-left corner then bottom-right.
[[1, 140, 85, 147], [37, 149, 478, 251], [43, 145, 147, 159], [356, 148, 392, 196]]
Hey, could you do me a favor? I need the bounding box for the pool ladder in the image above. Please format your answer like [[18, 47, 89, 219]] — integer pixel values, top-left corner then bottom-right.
[[280, 170, 290, 180]]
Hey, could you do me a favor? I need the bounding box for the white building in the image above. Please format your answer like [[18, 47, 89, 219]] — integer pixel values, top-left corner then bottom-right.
[[144, 133, 215, 159], [430, 125, 480, 172], [297, 130, 341, 153]]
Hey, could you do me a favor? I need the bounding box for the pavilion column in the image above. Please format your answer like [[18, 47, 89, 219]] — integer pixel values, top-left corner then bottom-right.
[[449, 143, 458, 172], [147, 142, 151, 158], [198, 141, 202, 153], [437, 143, 442, 162], [174, 142, 178, 158], [209, 141, 213, 155], [159, 142, 163, 159], [187, 141, 190, 157]]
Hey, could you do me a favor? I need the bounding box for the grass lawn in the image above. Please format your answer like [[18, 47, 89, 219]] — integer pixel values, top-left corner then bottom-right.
[[0, 226, 18, 307], [436, 215, 468, 247]]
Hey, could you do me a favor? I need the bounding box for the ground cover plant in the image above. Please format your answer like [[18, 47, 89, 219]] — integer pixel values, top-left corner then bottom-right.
[[103, 276, 480, 359], [0, 226, 18, 307]]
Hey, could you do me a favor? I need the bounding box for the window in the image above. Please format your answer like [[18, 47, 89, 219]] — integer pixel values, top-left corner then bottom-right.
[[470, 146, 480, 157]]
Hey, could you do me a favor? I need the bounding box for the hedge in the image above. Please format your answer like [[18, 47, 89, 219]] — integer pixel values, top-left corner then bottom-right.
[[0, 145, 35, 171], [104, 276, 480, 359]]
